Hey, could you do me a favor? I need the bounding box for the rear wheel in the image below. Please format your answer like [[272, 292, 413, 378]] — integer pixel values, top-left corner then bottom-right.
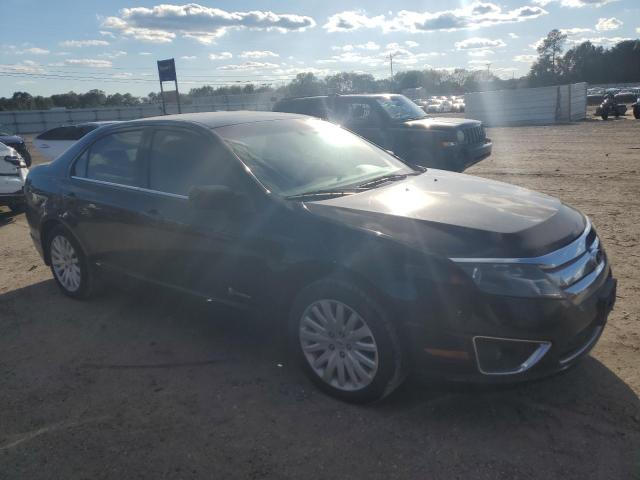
[[289, 278, 407, 403], [8, 202, 24, 214], [47, 226, 95, 299], [601, 112, 608, 120], [634, 106, 640, 119]]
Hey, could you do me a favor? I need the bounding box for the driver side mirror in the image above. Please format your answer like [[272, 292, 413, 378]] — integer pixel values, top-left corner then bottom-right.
[[189, 185, 251, 213]]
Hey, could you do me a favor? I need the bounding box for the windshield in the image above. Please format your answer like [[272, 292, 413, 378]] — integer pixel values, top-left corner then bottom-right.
[[216, 118, 414, 197], [375, 96, 427, 122]]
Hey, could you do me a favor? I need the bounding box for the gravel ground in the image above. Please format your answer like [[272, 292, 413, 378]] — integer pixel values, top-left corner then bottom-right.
[[1, 115, 639, 479]]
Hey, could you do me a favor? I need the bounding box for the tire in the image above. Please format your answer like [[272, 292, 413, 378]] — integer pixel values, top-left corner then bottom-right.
[[289, 277, 407, 403], [634, 107, 640, 120], [601, 113, 608, 120], [47, 225, 95, 299], [8, 202, 25, 214], [22, 151, 32, 168]]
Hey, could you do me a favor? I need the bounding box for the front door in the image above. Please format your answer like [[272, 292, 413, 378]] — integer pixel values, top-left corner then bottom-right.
[[138, 127, 267, 306], [333, 99, 392, 150]]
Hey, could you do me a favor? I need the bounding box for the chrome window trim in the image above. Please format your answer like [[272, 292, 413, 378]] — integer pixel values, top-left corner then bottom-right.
[[70, 176, 188, 200], [450, 218, 592, 268], [472, 336, 552, 376]]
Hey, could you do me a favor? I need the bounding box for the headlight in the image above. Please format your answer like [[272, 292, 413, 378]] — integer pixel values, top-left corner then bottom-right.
[[455, 262, 562, 298], [456, 130, 465, 142]]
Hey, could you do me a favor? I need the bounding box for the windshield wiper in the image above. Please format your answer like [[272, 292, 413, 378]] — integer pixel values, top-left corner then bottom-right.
[[285, 188, 361, 200], [356, 171, 421, 189]]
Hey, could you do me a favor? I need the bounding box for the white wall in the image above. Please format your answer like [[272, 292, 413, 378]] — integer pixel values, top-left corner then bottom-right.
[[0, 93, 277, 135], [465, 83, 587, 127]]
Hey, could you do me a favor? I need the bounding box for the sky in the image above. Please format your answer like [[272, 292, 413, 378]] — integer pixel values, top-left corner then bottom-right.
[[1, 0, 639, 97]]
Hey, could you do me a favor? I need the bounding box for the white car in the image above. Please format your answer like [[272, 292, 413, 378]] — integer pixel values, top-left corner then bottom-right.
[[33, 121, 117, 162], [0, 142, 28, 213]]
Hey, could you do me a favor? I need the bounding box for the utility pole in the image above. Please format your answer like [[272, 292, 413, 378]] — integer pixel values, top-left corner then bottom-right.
[[389, 53, 394, 78]]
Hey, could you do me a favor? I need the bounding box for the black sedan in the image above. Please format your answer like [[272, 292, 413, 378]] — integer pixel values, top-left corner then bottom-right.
[[24, 112, 617, 403]]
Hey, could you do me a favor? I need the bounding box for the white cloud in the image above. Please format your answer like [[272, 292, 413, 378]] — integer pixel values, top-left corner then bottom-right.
[[64, 58, 113, 68], [22, 47, 50, 55], [595, 17, 622, 31], [181, 56, 197, 60], [567, 36, 631, 46], [405, 40, 419, 48], [209, 52, 233, 60], [60, 39, 110, 47], [509, 32, 519, 38], [98, 50, 127, 59], [455, 37, 506, 50], [0, 60, 47, 74], [217, 61, 280, 71], [240, 50, 279, 59], [560, 0, 617, 7], [323, 2, 547, 33], [99, 30, 116, 38], [561, 27, 593, 35], [332, 42, 380, 52], [468, 49, 495, 57], [324, 10, 386, 32], [533, 0, 617, 6], [103, 4, 315, 44], [318, 47, 441, 67], [514, 54, 538, 62], [139, 52, 152, 55]]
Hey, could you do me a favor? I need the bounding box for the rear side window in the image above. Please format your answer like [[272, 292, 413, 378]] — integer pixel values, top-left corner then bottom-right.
[[148, 129, 220, 196], [83, 130, 145, 187], [37, 126, 77, 141]]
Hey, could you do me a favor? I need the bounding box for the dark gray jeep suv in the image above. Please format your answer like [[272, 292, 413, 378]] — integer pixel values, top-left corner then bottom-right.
[[273, 94, 492, 172]]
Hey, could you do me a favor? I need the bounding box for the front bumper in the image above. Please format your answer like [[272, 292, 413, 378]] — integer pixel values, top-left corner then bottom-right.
[[405, 266, 617, 383]]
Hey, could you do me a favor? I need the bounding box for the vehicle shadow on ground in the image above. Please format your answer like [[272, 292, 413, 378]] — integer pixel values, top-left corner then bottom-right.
[[0, 209, 18, 227], [2, 279, 639, 479]]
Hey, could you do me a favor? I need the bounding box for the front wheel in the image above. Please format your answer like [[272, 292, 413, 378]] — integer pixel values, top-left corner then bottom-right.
[[601, 112, 608, 120], [634, 107, 640, 120], [47, 226, 95, 299], [289, 278, 407, 403]]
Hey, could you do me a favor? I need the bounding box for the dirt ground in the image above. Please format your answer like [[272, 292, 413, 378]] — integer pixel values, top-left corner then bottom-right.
[[1, 115, 639, 479]]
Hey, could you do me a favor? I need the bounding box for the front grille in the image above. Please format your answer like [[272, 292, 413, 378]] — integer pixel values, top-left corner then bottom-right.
[[541, 223, 606, 296], [463, 126, 486, 145]]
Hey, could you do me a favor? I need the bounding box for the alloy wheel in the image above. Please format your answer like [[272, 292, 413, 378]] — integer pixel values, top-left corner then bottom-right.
[[50, 235, 82, 292], [299, 299, 379, 391]]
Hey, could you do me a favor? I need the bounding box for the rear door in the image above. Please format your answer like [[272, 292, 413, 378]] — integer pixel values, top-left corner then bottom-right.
[[65, 128, 155, 274]]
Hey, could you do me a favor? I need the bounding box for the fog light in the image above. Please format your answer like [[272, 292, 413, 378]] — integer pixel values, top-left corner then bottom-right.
[[473, 336, 551, 375]]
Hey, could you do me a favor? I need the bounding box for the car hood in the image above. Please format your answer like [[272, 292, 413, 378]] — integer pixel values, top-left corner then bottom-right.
[[303, 169, 585, 258], [0, 135, 24, 144], [403, 117, 481, 130]]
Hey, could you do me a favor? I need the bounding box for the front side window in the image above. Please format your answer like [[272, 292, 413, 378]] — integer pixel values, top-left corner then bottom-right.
[[84, 130, 144, 187], [216, 118, 413, 197], [375, 96, 426, 122], [148, 129, 232, 196]]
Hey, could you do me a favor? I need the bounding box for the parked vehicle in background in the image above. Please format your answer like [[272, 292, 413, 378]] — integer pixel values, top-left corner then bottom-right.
[[614, 91, 637, 104], [33, 121, 118, 162], [0, 142, 28, 212], [273, 94, 491, 172], [0, 126, 32, 167], [596, 93, 627, 120], [632, 99, 640, 119], [24, 112, 617, 403]]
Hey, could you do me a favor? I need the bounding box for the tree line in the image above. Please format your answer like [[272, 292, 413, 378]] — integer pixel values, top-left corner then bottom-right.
[[1, 34, 638, 111]]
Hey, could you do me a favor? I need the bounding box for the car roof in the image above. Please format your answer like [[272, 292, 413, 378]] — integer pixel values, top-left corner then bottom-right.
[[130, 111, 306, 129]]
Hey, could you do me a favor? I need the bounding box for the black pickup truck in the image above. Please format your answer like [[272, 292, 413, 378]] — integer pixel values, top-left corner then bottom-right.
[[273, 94, 491, 172]]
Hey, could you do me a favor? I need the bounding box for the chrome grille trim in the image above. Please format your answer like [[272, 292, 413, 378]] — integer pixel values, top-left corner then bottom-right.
[[451, 218, 607, 296], [450, 219, 592, 267]]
